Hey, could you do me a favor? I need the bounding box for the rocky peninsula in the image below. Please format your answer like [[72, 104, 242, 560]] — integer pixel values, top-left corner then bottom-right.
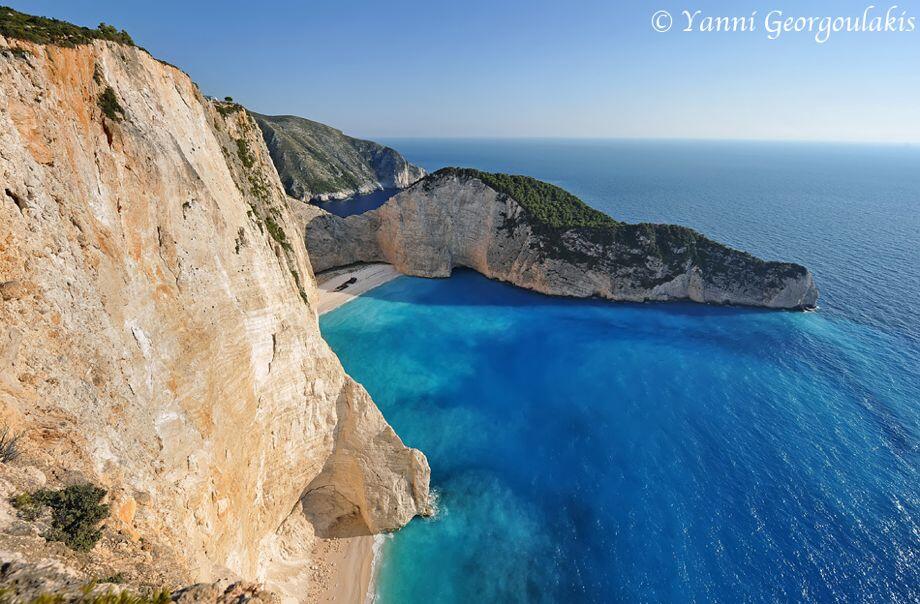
[[305, 168, 818, 309]]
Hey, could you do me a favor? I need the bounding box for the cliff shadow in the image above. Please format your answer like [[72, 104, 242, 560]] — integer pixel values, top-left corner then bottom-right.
[[354, 267, 779, 319], [299, 484, 374, 539], [313, 188, 400, 217]]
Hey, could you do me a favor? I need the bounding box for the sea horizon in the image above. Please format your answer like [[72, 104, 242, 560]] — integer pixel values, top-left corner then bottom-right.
[[373, 136, 919, 148]]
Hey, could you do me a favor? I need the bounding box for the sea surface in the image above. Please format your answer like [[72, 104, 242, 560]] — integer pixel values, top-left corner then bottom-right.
[[319, 140, 920, 603], [312, 188, 400, 217]]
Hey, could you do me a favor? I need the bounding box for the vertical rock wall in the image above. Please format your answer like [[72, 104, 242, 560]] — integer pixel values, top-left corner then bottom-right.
[[0, 36, 429, 593]]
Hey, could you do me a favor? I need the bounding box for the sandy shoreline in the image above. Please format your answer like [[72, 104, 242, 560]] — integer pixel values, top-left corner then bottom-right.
[[310, 263, 396, 602], [316, 263, 401, 315], [309, 535, 377, 603]]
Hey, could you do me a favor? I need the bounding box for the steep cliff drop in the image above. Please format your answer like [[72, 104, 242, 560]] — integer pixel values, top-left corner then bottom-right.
[[0, 14, 429, 603], [304, 168, 819, 309]]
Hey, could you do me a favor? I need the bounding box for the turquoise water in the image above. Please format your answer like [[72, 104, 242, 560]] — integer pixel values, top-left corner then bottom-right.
[[320, 141, 919, 602]]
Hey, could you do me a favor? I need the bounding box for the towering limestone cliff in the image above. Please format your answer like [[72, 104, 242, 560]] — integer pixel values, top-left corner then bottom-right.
[[252, 113, 425, 202], [305, 168, 819, 309], [0, 11, 429, 601]]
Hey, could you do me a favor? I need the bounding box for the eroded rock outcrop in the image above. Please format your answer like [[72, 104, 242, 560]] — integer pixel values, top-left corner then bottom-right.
[[0, 27, 429, 601], [305, 168, 818, 309], [253, 113, 425, 202]]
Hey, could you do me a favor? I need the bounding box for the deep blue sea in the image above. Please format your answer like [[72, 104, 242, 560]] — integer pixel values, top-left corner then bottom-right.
[[319, 140, 920, 603]]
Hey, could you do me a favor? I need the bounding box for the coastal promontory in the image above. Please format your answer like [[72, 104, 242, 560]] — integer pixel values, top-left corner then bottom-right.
[[304, 168, 819, 309]]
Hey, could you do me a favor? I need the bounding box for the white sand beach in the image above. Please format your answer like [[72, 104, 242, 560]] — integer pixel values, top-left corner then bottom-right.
[[310, 535, 376, 603], [315, 263, 401, 315], [311, 264, 398, 600]]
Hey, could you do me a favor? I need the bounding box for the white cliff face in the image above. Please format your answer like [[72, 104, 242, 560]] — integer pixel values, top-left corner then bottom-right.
[[305, 172, 818, 309], [0, 36, 429, 595]]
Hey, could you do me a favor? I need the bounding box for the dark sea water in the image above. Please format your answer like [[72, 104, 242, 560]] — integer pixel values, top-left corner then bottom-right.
[[319, 140, 920, 603], [312, 188, 400, 217]]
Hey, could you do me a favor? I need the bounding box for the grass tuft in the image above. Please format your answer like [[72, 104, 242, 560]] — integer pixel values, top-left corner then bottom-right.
[[0, 426, 22, 463]]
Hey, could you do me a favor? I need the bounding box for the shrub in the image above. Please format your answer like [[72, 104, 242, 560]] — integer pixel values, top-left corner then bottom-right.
[[11, 484, 110, 551], [9, 492, 42, 520], [98, 87, 124, 121], [215, 102, 242, 117], [95, 23, 133, 45], [264, 216, 292, 251], [235, 138, 255, 169], [224, 96, 233, 102], [0, 426, 22, 463], [0, 7, 134, 47]]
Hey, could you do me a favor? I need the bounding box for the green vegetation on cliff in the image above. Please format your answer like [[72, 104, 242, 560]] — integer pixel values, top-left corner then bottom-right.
[[11, 588, 173, 604], [11, 484, 110, 551], [433, 168, 620, 229], [0, 6, 133, 46], [215, 99, 244, 117], [252, 113, 425, 200], [98, 86, 124, 121], [431, 167, 806, 287]]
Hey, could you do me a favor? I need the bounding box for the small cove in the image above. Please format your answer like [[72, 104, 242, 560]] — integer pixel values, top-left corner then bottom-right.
[[320, 140, 919, 602]]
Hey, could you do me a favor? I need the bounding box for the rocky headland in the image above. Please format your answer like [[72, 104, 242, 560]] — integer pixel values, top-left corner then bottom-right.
[[304, 168, 819, 309], [253, 113, 425, 202]]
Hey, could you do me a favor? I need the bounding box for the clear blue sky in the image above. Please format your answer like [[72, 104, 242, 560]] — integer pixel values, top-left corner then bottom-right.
[[10, 0, 920, 142]]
